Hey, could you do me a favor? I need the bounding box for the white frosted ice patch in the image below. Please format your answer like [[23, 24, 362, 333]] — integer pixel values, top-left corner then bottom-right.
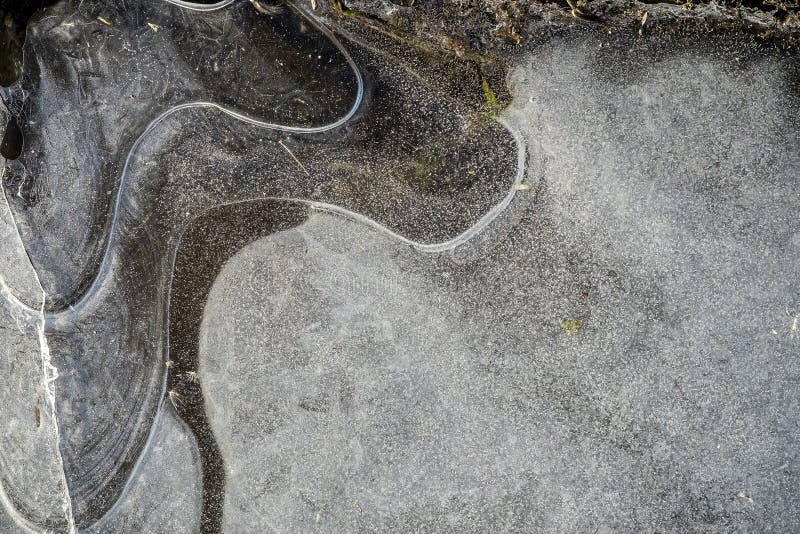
[[83, 406, 202, 534], [0, 154, 72, 531], [199, 213, 572, 531], [0, 183, 42, 310]]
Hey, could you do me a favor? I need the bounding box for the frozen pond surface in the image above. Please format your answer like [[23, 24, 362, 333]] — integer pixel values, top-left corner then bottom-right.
[[1, 0, 800, 532]]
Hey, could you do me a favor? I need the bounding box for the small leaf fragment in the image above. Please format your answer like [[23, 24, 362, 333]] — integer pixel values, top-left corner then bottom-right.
[[561, 319, 582, 335]]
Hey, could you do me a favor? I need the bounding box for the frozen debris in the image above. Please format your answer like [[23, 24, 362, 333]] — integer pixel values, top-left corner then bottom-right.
[[561, 319, 582, 335], [565, 0, 587, 19], [769, 306, 797, 337], [279, 140, 311, 177], [482, 78, 501, 115], [250, 0, 284, 16], [183, 371, 199, 383], [168, 390, 182, 410]]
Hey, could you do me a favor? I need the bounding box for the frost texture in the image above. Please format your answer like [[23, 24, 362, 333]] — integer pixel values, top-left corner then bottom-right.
[[0, 0, 520, 530], [5, 0, 797, 533], [197, 38, 800, 532]]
